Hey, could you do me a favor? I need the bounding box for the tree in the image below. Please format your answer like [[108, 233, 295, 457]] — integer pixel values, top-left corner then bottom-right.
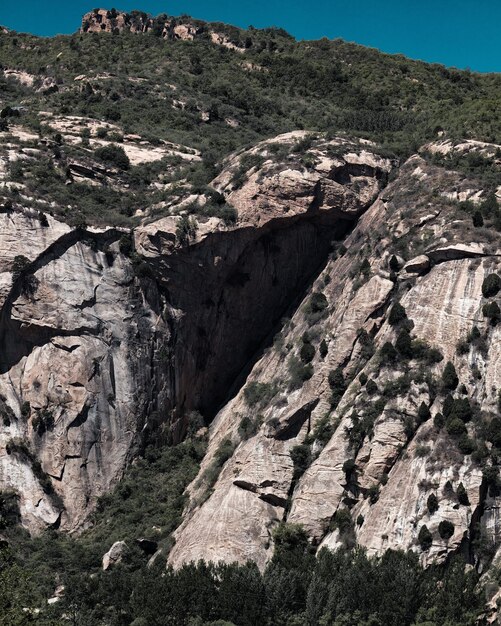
[[418, 525, 433, 551], [481, 273, 501, 298], [442, 361, 459, 390], [472, 210, 484, 227], [389, 255, 400, 272], [388, 302, 407, 326], [94, 144, 130, 170], [483, 301, 501, 325], [427, 493, 438, 514], [176, 215, 198, 246], [395, 329, 413, 358], [319, 339, 328, 358], [300, 342, 315, 363], [457, 483, 469, 506], [380, 341, 397, 364], [328, 368, 346, 408], [438, 520, 455, 540], [418, 402, 431, 422]]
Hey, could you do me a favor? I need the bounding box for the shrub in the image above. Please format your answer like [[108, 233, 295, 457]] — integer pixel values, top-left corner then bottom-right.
[[427, 493, 438, 514], [442, 361, 459, 390], [243, 382, 276, 407], [482, 273, 501, 298], [94, 144, 130, 170], [446, 417, 467, 437], [319, 339, 328, 358], [472, 210, 484, 227], [483, 301, 501, 325], [395, 330, 413, 358], [359, 372, 368, 386], [457, 482, 469, 505], [418, 525, 433, 551], [176, 215, 198, 245], [433, 413, 445, 429], [418, 402, 431, 422], [389, 255, 400, 272], [457, 434, 475, 455], [438, 520, 455, 540], [449, 397, 472, 422], [380, 341, 397, 365], [342, 458, 356, 478], [300, 342, 315, 364], [304, 291, 328, 326], [388, 302, 407, 326], [238, 415, 262, 440], [290, 444, 311, 481], [11, 255, 30, 281], [288, 356, 313, 389], [328, 368, 346, 408]]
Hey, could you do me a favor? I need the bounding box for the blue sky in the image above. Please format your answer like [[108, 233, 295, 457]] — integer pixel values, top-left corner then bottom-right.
[[0, 1, 500, 72]]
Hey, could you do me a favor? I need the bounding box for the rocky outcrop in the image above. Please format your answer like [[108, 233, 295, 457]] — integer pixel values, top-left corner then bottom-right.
[[169, 149, 501, 571], [80, 9, 245, 51], [0, 133, 393, 532], [102, 540, 128, 570]]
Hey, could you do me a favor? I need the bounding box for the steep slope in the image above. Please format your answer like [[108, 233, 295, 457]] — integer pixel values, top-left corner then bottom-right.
[[170, 139, 501, 571], [0, 132, 393, 532]]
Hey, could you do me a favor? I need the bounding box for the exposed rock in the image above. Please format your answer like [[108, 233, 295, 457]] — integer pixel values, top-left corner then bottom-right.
[[403, 255, 430, 275], [102, 541, 128, 570]]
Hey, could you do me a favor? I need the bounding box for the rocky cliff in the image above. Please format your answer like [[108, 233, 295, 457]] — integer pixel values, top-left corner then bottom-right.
[[0, 130, 395, 534]]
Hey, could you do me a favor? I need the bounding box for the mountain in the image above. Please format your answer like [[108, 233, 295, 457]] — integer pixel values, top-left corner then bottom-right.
[[0, 7, 501, 625]]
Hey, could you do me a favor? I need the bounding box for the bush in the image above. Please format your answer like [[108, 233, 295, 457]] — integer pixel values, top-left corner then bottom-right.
[[380, 342, 397, 365], [304, 291, 328, 326], [359, 372, 368, 386], [427, 493, 438, 514], [482, 273, 501, 298], [457, 482, 469, 506], [342, 458, 356, 478], [388, 302, 407, 326], [300, 342, 315, 364], [11, 255, 30, 281], [418, 525, 433, 551], [319, 339, 328, 358], [457, 434, 475, 455], [243, 382, 276, 407], [472, 210, 484, 227], [438, 520, 455, 540], [483, 301, 501, 325], [328, 368, 346, 408], [433, 412, 445, 429], [442, 361, 459, 390], [288, 356, 313, 389], [395, 330, 413, 358], [94, 144, 130, 170], [290, 444, 311, 481], [446, 417, 467, 437], [418, 402, 431, 422], [176, 215, 198, 245]]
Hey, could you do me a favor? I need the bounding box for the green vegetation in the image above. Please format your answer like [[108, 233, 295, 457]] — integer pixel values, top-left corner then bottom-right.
[[442, 361, 459, 390], [482, 273, 501, 298]]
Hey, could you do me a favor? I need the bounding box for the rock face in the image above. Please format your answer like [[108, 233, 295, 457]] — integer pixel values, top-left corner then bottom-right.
[[169, 145, 501, 572], [102, 540, 127, 570], [2, 124, 501, 590], [80, 9, 246, 51], [0, 134, 393, 532]]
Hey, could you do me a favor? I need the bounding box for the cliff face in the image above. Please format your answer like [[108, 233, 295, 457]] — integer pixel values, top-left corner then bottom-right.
[[169, 140, 501, 571], [1, 105, 501, 584], [0, 132, 393, 532]]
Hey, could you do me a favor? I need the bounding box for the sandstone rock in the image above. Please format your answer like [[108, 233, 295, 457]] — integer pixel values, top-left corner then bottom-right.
[[403, 254, 430, 275], [102, 541, 128, 570]]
